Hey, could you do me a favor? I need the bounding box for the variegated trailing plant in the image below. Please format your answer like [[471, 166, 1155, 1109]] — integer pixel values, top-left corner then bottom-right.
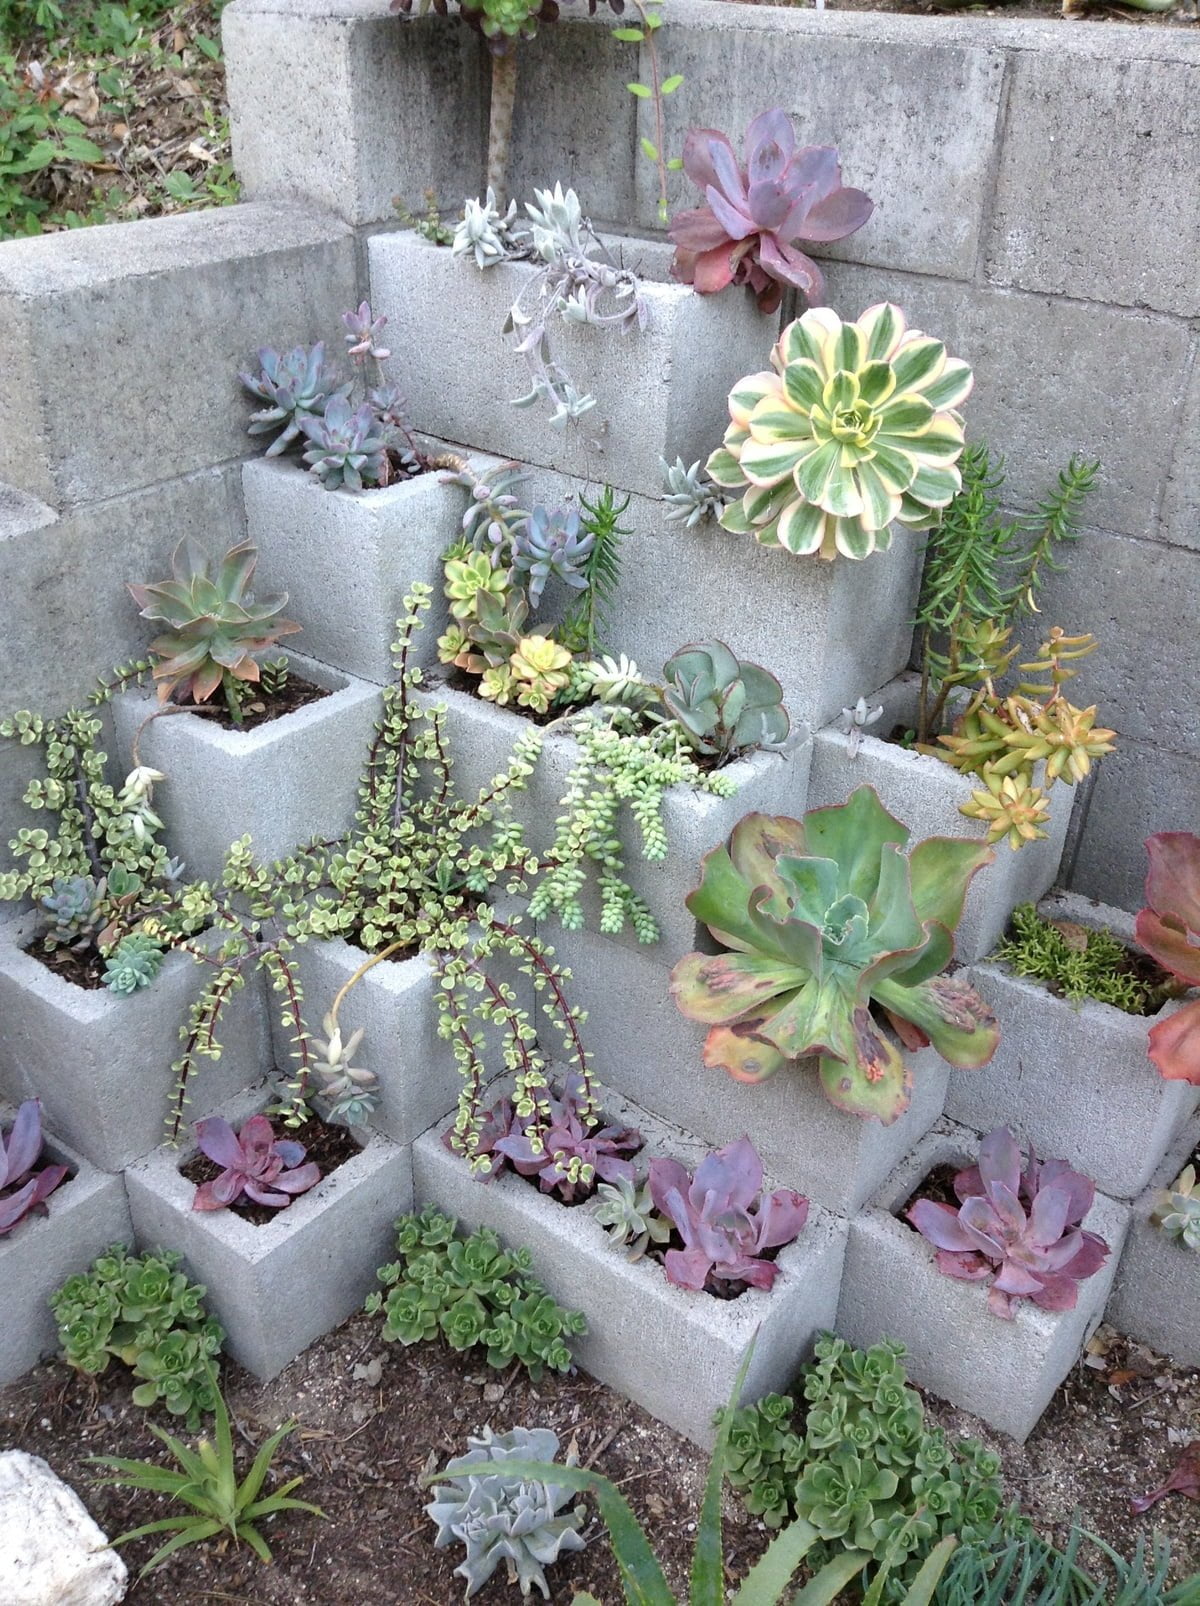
[[670, 786, 1000, 1122], [1135, 831, 1200, 1086]]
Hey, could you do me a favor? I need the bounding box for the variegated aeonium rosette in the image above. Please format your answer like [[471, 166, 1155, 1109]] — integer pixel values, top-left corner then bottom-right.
[[706, 302, 973, 561]]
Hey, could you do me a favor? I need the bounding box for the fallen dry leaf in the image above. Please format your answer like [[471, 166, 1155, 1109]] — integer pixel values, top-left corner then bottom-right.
[[1131, 1440, 1200, 1514]]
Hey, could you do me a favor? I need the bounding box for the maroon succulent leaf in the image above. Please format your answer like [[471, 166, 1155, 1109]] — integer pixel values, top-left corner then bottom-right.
[[0, 1099, 68, 1236], [668, 109, 873, 314], [191, 1114, 321, 1213], [1135, 832, 1200, 1086], [1130, 1441, 1200, 1515], [466, 1075, 642, 1204]]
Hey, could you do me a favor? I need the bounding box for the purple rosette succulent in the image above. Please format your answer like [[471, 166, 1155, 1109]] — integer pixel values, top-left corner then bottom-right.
[[907, 1128, 1109, 1320], [0, 1099, 68, 1236], [191, 1114, 321, 1212]]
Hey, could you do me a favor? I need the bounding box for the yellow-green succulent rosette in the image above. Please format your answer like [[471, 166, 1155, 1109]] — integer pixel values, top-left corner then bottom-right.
[[706, 303, 973, 561]]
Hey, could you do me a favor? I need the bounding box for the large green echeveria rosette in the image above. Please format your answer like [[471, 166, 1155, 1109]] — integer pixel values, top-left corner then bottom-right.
[[706, 302, 973, 561]]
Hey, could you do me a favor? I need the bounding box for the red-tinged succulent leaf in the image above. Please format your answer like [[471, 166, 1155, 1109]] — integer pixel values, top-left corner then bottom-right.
[[1136, 908, 1200, 989], [817, 1020, 912, 1125], [669, 952, 805, 1025], [701, 1018, 788, 1083], [663, 1245, 712, 1291], [1142, 833, 1200, 937], [933, 1248, 992, 1283], [28, 1163, 69, 1206], [1, 1099, 44, 1187], [1130, 1441, 1200, 1515], [194, 1116, 246, 1172], [1146, 997, 1200, 1085], [0, 1180, 40, 1234], [907, 1200, 978, 1253], [872, 972, 999, 1070]]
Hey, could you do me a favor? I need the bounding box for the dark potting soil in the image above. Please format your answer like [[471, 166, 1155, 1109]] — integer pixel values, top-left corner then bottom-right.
[[179, 672, 331, 733], [899, 1161, 964, 1220], [31, 941, 108, 990], [180, 1114, 361, 1226]]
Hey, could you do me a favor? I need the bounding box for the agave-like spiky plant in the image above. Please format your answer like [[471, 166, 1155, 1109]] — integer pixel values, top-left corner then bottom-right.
[[1135, 832, 1200, 1086], [668, 110, 874, 315], [670, 787, 1000, 1122], [707, 303, 973, 561], [129, 539, 300, 718]]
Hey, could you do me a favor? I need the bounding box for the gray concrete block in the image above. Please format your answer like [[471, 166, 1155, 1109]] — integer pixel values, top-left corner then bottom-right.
[[0, 202, 357, 509], [1106, 1116, 1200, 1368], [534, 925, 952, 1215], [985, 47, 1200, 318], [1067, 737, 1200, 915], [1161, 342, 1200, 552], [223, 1, 486, 225], [836, 1121, 1129, 1443], [413, 1079, 847, 1446], [808, 675, 1072, 963], [1, 1123, 133, 1384], [0, 915, 271, 1174], [953, 893, 1200, 1200], [368, 231, 774, 500], [124, 1083, 413, 1379], [110, 652, 383, 884], [241, 455, 470, 684], [821, 263, 1190, 538]]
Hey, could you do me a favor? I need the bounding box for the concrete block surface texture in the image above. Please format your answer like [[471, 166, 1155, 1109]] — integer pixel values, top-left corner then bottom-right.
[[0, 202, 357, 510], [413, 1081, 848, 1446], [124, 1084, 413, 1379], [836, 1122, 1129, 1443], [955, 893, 1200, 1200], [111, 652, 383, 884], [0, 916, 270, 1174], [1, 1123, 133, 1385], [1067, 738, 1200, 915]]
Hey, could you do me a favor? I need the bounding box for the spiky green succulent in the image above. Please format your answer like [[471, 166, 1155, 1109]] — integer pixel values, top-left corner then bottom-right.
[[1151, 1164, 1200, 1251], [706, 303, 972, 561], [670, 787, 1000, 1122]]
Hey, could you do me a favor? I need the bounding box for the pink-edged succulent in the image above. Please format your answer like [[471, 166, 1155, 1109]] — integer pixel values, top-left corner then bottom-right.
[[191, 1114, 321, 1212], [907, 1129, 1109, 1321], [1135, 831, 1200, 1086], [648, 1135, 808, 1293], [668, 109, 873, 315], [461, 1073, 641, 1204], [0, 1099, 69, 1236]]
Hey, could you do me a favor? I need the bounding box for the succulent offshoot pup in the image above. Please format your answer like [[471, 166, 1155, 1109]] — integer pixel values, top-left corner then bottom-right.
[[1135, 831, 1200, 1085], [707, 303, 972, 560], [671, 786, 1000, 1122], [1152, 1164, 1200, 1251]]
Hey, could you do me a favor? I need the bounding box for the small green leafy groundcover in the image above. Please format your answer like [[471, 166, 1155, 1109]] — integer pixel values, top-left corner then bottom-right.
[[365, 1208, 586, 1379], [51, 1245, 223, 1430], [994, 903, 1173, 1014]]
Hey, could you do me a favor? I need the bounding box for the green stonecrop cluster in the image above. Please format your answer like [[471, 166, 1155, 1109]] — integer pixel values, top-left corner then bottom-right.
[[365, 1208, 586, 1379], [994, 903, 1171, 1014], [50, 1245, 224, 1430], [721, 1337, 1020, 1596]]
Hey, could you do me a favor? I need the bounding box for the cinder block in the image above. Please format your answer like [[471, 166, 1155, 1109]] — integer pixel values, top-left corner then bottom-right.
[[985, 43, 1200, 317], [1, 1123, 133, 1384], [0, 202, 357, 509], [534, 926, 953, 1216], [1067, 737, 1200, 915], [1161, 342, 1200, 552], [807, 675, 1072, 963], [0, 916, 270, 1174], [1106, 1116, 1200, 1368], [413, 1080, 848, 1446], [223, 1, 486, 226], [822, 262, 1190, 539], [368, 231, 774, 500], [953, 893, 1200, 1200], [836, 1121, 1129, 1443], [111, 652, 383, 884], [124, 1084, 413, 1379], [241, 456, 472, 684]]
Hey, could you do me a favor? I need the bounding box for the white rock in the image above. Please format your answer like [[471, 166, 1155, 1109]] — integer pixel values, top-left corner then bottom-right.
[[0, 1451, 127, 1606]]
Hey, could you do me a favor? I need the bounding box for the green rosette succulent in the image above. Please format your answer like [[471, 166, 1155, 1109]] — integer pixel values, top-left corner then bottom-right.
[[669, 786, 1000, 1122], [706, 302, 972, 561]]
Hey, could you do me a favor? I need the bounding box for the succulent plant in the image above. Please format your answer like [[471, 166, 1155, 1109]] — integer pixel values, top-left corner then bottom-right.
[[239, 342, 350, 456], [454, 187, 522, 268], [102, 931, 165, 995], [0, 1099, 68, 1237], [573, 653, 654, 709], [647, 1135, 809, 1292], [1135, 832, 1200, 1085], [907, 1128, 1109, 1320], [442, 461, 532, 557], [129, 538, 300, 716], [661, 640, 790, 760], [590, 1175, 671, 1260], [668, 110, 874, 315], [480, 665, 520, 706], [190, 1113, 321, 1212], [308, 1011, 380, 1126], [671, 788, 1000, 1122], [706, 302, 973, 560], [445, 549, 511, 621], [836, 696, 884, 759], [342, 299, 391, 362], [299, 396, 389, 491], [511, 505, 595, 607], [425, 1426, 587, 1599], [509, 635, 573, 714], [1151, 1165, 1200, 1251], [39, 873, 106, 950], [479, 1073, 642, 1203], [661, 455, 725, 529]]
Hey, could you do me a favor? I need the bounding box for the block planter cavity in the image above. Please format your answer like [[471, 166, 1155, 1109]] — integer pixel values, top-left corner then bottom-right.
[[836, 1121, 1129, 1443], [1106, 1116, 1200, 1368], [808, 674, 1072, 963], [953, 891, 1200, 1199], [111, 651, 384, 884], [124, 1086, 412, 1379], [1, 1121, 133, 1384], [369, 232, 772, 499], [0, 915, 270, 1174], [412, 1081, 848, 1447]]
